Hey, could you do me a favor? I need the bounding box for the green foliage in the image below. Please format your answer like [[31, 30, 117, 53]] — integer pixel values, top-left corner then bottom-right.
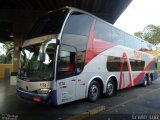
[[3, 41, 14, 54], [0, 41, 14, 64], [134, 32, 143, 39], [0, 54, 5, 64], [134, 25, 160, 44]]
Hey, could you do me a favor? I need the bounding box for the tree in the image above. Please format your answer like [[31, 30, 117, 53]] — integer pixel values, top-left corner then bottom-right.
[[0, 41, 14, 64], [0, 54, 5, 64], [3, 41, 14, 54], [134, 25, 160, 44]]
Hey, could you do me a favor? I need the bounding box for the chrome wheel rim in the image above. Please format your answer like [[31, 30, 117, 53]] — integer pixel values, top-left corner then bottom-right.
[[107, 82, 114, 95], [144, 79, 147, 86], [149, 76, 152, 83], [90, 85, 98, 98]]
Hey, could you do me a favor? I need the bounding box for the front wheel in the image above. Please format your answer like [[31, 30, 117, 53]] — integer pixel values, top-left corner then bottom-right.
[[87, 81, 100, 102]]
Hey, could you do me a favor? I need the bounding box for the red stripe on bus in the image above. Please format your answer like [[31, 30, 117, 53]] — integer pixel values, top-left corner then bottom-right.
[[85, 19, 96, 65], [85, 19, 116, 65], [93, 38, 117, 53], [133, 60, 154, 85], [119, 52, 132, 89]]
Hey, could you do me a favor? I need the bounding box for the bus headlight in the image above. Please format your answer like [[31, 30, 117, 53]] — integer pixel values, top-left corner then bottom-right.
[[37, 88, 51, 94]]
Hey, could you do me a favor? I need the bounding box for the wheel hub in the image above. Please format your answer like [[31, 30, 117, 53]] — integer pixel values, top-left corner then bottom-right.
[[90, 85, 98, 97], [107, 82, 114, 95]]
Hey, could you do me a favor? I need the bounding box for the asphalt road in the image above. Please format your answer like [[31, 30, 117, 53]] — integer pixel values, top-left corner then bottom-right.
[[0, 78, 160, 120], [86, 78, 160, 120]]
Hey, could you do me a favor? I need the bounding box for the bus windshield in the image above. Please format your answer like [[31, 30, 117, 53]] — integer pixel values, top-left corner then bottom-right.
[[18, 43, 56, 81], [27, 8, 69, 39]]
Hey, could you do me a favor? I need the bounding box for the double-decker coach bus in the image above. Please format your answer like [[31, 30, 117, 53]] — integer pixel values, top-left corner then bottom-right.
[[16, 7, 158, 105]]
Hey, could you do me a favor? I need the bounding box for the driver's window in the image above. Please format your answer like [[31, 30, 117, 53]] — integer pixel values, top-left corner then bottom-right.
[[44, 43, 55, 65], [57, 45, 76, 79], [33, 43, 56, 79]]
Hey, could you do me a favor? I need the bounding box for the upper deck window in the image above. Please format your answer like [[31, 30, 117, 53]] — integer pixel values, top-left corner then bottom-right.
[[59, 12, 94, 77], [94, 20, 112, 42], [63, 12, 93, 36], [62, 11, 94, 51]]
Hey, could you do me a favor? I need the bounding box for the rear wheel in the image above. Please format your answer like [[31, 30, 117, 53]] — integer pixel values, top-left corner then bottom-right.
[[147, 74, 152, 85], [142, 76, 147, 87], [87, 81, 100, 102], [105, 78, 116, 97]]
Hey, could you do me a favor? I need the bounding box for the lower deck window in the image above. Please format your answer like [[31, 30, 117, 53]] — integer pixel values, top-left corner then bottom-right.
[[107, 56, 145, 72]]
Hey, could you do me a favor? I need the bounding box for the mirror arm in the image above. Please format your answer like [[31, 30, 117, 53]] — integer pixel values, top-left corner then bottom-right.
[[56, 39, 61, 45]]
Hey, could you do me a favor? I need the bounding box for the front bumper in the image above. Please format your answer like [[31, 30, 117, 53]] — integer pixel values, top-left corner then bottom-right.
[[16, 87, 50, 103]]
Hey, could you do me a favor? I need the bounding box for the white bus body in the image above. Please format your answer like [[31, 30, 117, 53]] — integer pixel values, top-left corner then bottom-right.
[[16, 7, 158, 105]]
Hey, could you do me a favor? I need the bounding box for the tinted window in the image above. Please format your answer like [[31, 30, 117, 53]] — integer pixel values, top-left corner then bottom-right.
[[130, 59, 145, 71], [60, 12, 94, 76], [147, 43, 152, 51], [62, 12, 93, 51], [94, 20, 112, 41], [112, 28, 125, 45], [107, 56, 121, 71], [57, 45, 76, 79], [140, 41, 154, 51], [133, 38, 141, 50], [125, 34, 134, 49], [107, 56, 144, 72], [63, 12, 93, 36], [125, 35, 143, 50], [141, 41, 147, 51]]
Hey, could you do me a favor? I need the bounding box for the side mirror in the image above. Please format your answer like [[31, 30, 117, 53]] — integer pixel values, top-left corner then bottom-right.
[[39, 53, 46, 62]]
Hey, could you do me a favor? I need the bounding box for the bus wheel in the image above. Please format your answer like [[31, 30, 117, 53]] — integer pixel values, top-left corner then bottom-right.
[[105, 78, 115, 97], [87, 81, 100, 102], [147, 74, 152, 85], [142, 76, 147, 87]]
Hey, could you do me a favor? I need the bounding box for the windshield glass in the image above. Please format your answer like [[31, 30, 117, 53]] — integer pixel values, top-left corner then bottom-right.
[[27, 8, 69, 39], [18, 43, 56, 81]]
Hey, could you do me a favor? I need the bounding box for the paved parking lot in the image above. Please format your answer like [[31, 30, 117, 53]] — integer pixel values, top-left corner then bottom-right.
[[87, 78, 160, 120], [0, 78, 160, 120]]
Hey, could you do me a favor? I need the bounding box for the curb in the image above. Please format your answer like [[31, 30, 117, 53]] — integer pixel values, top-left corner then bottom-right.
[[67, 105, 106, 120]]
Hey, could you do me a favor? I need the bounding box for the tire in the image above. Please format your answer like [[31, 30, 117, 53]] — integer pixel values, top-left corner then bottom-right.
[[105, 78, 115, 97], [87, 81, 100, 102], [147, 74, 152, 85], [142, 76, 147, 87]]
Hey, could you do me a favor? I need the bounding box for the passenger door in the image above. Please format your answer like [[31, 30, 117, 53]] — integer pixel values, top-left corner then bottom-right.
[[56, 45, 77, 105]]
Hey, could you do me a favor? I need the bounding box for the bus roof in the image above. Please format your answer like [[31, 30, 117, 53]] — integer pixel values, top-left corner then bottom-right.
[[67, 7, 155, 47]]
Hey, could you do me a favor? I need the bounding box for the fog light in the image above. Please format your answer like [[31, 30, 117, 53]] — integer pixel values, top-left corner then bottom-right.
[[37, 88, 51, 94]]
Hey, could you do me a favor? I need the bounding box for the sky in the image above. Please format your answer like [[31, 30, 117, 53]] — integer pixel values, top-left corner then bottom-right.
[[114, 0, 160, 35]]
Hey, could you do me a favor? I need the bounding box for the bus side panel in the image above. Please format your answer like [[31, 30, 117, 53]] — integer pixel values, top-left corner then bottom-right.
[[56, 77, 76, 105], [83, 44, 158, 92], [81, 54, 108, 98]]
